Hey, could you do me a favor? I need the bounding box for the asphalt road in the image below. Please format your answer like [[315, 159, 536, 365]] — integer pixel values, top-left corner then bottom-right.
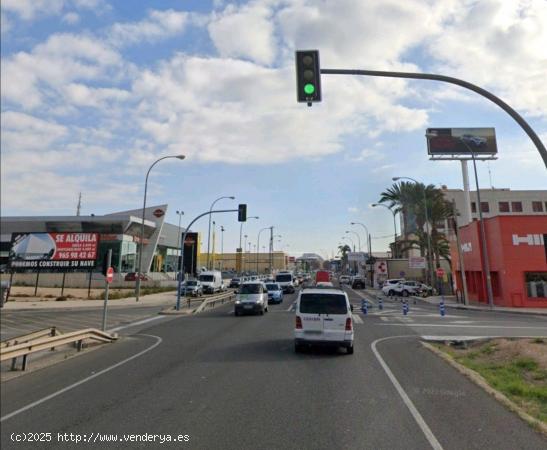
[[1, 285, 546, 449]]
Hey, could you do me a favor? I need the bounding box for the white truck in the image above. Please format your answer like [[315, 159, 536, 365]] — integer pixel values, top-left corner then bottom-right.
[[198, 270, 225, 294], [275, 271, 295, 294]]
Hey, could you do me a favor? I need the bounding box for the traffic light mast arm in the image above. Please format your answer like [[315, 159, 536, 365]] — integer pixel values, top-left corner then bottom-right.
[[319, 68, 547, 168]]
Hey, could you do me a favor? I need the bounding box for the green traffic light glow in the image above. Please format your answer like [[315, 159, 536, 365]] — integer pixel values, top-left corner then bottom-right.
[[304, 83, 315, 95]]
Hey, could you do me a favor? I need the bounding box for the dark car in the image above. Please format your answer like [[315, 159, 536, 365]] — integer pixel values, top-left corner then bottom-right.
[[351, 277, 366, 289], [124, 272, 148, 281], [229, 277, 241, 288]]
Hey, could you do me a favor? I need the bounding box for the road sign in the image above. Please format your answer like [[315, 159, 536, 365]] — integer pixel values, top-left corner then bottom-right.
[[106, 267, 114, 283], [436, 268, 445, 277], [409, 256, 426, 269]]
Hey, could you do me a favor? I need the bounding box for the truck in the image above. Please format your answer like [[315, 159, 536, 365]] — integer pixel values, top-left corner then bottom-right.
[[198, 270, 224, 294], [315, 270, 330, 284], [275, 271, 295, 294]]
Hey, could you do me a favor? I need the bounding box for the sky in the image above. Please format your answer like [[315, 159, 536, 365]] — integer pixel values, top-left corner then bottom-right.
[[2, 0, 546, 259]]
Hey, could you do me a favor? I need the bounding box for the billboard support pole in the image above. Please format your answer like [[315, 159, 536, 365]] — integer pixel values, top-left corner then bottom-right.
[[461, 160, 472, 225], [320, 68, 547, 168], [34, 270, 40, 297], [87, 269, 93, 298], [101, 249, 112, 331], [61, 272, 66, 297]]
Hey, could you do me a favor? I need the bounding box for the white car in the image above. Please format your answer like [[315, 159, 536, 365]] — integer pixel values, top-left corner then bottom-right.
[[294, 289, 354, 354], [384, 280, 421, 297], [234, 282, 268, 316], [381, 278, 405, 296], [339, 275, 351, 284]]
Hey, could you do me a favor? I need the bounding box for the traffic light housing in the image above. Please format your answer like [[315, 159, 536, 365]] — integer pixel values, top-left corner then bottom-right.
[[295, 50, 322, 105], [238, 204, 247, 222]]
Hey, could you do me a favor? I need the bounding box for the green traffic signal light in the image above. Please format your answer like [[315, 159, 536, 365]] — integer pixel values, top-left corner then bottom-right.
[[304, 84, 315, 95]]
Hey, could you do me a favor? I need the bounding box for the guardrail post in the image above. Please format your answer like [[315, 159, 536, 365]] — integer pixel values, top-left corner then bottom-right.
[[21, 354, 28, 371], [11, 357, 17, 371], [77, 340, 83, 352], [50, 327, 57, 351]]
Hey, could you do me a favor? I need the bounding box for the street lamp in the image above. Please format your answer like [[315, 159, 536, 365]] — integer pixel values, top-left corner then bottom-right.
[[392, 176, 434, 285], [175, 210, 184, 273], [257, 226, 272, 274], [220, 226, 225, 271], [351, 221, 372, 286], [342, 236, 355, 252], [206, 196, 235, 270], [344, 230, 361, 251], [372, 203, 398, 258], [136, 154, 185, 302]]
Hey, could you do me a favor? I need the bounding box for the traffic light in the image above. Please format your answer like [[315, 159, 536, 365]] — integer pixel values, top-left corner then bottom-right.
[[238, 204, 247, 222], [295, 50, 321, 105]]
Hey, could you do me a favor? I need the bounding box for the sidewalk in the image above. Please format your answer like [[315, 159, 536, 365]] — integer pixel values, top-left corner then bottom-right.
[[419, 295, 547, 316], [1, 291, 180, 311]]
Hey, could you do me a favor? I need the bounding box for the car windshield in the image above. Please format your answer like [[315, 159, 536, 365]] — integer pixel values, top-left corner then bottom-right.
[[299, 293, 348, 314], [265, 284, 279, 290], [276, 274, 292, 282], [239, 284, 262, 294], [186, 281, 197, 286], [199, 275, 214, 282]]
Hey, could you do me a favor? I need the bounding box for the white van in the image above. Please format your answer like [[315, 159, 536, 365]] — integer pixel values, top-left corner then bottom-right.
[[294, 288, 354, 354], [199, 270, 224, 294], [275, 271, 295, 293], [234, 282, 268, 316]]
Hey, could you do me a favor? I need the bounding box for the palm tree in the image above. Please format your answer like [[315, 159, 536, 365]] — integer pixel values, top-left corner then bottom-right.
[[337, 244, 351, 268]]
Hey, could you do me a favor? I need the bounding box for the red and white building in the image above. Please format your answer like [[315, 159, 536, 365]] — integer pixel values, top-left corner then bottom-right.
[[451, 215, 547, 308]]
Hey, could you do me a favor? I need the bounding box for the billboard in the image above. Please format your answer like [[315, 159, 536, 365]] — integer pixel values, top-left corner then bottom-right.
[[9, 233, 99, 271], [348, 252, 366, 262], [409, 256, 426, 269], [426, 128, 497, 155]]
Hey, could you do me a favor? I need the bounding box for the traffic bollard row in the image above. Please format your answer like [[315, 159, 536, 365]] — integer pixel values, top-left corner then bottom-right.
[[439, 299, 446, 317], [361, 299, 368, 315], [403, 301, 409, 316]]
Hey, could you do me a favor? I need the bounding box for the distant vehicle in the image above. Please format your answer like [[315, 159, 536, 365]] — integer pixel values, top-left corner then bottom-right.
[[339, 275, 350, 284], [419, 283, 435, 297], [381, 278, 405, 295], [385, 280, 421, 297], [199, 270, 224, 294], [294, 289, 354, 354], [460, 134, 487, 148], [235, 282, 268, 316], [351, 276, 366, 289], [275, 272, 295, 293], [315, 270, 330, 284], [180, 280, 203, 297], [316, 281, 334, 289], [229, 277, 241, 288], [265, 282, 283, 304], [124, 272, 148, 281]]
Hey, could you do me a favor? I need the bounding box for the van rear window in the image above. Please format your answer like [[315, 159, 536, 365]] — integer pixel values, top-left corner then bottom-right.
[[299, 293, 347, 314], [276, 274, 292, 282], [199, 275, 214, 282]]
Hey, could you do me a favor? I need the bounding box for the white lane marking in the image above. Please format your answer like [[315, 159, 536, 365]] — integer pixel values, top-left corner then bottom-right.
[[352, 314, 364, 324], [0, 334, 162, 423], [377, 323, 547, 330], [287, 302, 296, 312], [347, 287, 376, 305], [372, 336, 444, 450], [109, 315, 165, 332], [381, 317, 389, 322]]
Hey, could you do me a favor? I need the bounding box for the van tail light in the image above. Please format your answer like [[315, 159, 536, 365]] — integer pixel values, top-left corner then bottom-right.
[[345, 318, 352, 331], [296, 316, 303, 329]]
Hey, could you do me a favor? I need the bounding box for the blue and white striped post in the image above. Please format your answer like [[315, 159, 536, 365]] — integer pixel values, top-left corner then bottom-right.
[[439, 299, 446, 316], [378, 297, 383, 310], [403, 301, 409, 316], [361, 298, 368, 315]]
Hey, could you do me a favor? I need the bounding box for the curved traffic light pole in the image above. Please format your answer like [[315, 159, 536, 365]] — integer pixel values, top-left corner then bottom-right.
[[176, 208, 239, 311], [320, 68, 547, 169]]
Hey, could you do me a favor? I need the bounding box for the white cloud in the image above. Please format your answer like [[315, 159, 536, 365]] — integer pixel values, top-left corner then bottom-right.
[[347, 207, 359, 213], [1, 112, 67, 149], [62, 12, 80, 25], [208, 1, 277, 65], [1, 0, 64, 21], [108, 9, 189, 47]]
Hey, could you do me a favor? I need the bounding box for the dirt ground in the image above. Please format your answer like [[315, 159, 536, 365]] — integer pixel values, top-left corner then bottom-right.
[[7, 286, 133, 301]]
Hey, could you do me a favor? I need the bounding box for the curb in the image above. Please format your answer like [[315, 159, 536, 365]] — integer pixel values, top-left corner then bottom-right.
[[422, 340, 547, 437]]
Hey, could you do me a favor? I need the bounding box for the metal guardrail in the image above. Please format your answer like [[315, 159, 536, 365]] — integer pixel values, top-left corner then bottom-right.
[[0, 328, 117, 371], [0, 327, 59, 349], [194, 291, 236, 314]]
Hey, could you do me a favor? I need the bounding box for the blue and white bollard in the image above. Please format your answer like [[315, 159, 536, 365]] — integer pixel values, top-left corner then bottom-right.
[[439, 299, 446, 317], [403, 301, 409, 316], [378, 297, 383, 310], [361, 299, 368, 315]]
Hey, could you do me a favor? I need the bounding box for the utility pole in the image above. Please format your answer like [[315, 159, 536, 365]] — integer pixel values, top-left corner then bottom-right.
[[76, 192, 82, 216]]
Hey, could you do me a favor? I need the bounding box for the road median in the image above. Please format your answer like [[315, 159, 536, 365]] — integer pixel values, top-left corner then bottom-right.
[[423, 337, 547, 436]]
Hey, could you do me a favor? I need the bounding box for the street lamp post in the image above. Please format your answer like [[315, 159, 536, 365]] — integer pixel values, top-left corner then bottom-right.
[[136, 154, 185, 302], [392, 176, 434, 286], [342, 236, 355, 252], [257, 226, 271, 274], [220, 225, 225, 271], [175, 210, 184, 273], [372, 203, 398, 258], [345, 230, 361, 251], [206, 196, 235, 270], [351, 222, 373, 286], [239, 216, 259, 275]]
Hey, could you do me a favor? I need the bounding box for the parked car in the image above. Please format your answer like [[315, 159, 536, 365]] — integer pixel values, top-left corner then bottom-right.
[[234, 282, 269, 316], [124, 272, 148, 281], [385, 280, 422, 297], [294, 288, 354, 354], [265, 282, 283, 304], [381, 278, 406, 295], [351, 276, 366, 289], [180, 280, 203, 297], [229, 277, 241, 288], [419, 283, 435, 297]]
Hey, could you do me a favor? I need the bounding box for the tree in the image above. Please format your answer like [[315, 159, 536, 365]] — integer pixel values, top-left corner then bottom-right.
[[337, 244, 351, 270]]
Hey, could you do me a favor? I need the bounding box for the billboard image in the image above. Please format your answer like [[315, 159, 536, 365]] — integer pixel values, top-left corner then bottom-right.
[[9, 233, 99, 270], [426, 128, 497, 155]]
